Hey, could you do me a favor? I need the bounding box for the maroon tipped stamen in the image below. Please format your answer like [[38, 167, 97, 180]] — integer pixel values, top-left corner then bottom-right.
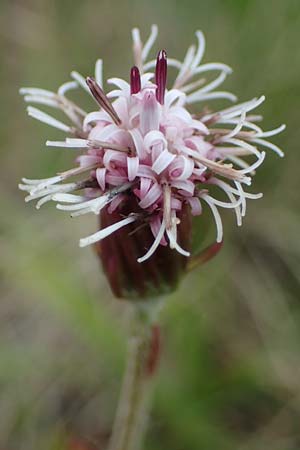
[[86, 77, 121, 126], [155, 49, 167, 105], [130, 66, 141, 95]]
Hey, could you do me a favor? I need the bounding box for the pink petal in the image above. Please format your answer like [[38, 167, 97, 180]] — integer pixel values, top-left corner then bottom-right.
[[152, 149, 176, 175], [137, 164, 156, 180], [140, 177, 152, 198], [96, 167, 106, 190], [107, 77, 130, 93], [139, 182, 162, 209], [95, 124, 120, 141], [164, 89, 186, 108], [103, 149, 127, 170], [140, 90, 160, 135], [150, 215, 167, 246], [151, 143, 164, 165], [78, 155, 101, 167], [129, 129, 148, 160], [187, 197, 202, 215], [107, 194, 125, 213], [191, 119, 209, 135], [165, 126, 178, 142], [193, 165, 207, 176], [84, 112, 111, 131], [127, 156, 139, 181], [169, 155, 194, 180], [112, 97, 130, 125], [171, 179, 195, 196], [144, 130, 167, 153], [168, 106, 192, 123], [106, 172, 128, 186], [171, 198, 182, 210]]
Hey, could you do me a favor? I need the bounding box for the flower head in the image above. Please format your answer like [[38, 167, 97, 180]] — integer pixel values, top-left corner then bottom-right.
[[19, 25, 285, 269]]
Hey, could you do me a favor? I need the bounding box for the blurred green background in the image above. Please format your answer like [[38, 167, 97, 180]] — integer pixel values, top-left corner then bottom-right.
[[0, 0, 300, 449]]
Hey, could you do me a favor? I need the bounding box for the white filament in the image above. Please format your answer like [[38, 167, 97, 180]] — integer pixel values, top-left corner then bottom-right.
[[80, 215, 137, 247], [137, 219, 166, 263], [27, 107, 71, 132]]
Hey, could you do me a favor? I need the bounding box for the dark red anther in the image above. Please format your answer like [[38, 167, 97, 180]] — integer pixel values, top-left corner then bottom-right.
[[86, 76, 121, 125], [130, 66, 141, 95], [155, 50, 167, 105], [146, 325, 161, 377]]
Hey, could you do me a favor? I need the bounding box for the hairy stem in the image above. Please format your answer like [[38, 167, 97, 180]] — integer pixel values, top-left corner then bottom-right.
[[108, 305, 160, 450]]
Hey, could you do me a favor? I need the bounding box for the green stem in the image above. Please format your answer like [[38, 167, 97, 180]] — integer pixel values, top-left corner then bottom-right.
[[108, 305, 158, 450]]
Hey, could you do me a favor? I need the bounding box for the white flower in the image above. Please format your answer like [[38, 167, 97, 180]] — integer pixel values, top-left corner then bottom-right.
[[19, 25, 285, 262]]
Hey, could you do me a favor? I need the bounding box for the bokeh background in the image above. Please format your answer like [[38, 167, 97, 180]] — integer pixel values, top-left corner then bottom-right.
[[0, 0, 300, 449]]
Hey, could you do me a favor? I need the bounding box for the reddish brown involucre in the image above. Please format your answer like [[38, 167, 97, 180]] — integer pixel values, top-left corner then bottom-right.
[[95, 195, 192, 300]]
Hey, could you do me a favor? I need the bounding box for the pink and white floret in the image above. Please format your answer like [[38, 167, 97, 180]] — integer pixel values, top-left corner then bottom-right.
[[19, 25, 285, 263]]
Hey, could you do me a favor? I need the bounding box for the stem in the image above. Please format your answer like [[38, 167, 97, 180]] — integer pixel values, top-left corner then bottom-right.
[[108, 305, 159, 450]]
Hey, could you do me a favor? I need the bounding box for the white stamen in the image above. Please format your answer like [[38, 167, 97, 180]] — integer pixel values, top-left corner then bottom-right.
[[70, 71, 91, 93], [188, 70, 228, 98], [179, 145, 251, 184], [132, 27, 143, 70], [21, 164, 98, 199], [132, 28, 142, 47], [95, 59, 103, 88], [35, 194, 56, 209], [225, 155, 251, 171], [226, 138, 261, 158], [46, 139, 89, 148], [254, 124, 286, 138], [234, 181, 247, 216], [20, 87, 54, 97], [52, 193, 86, 203], [166, 227, 190, 257], [240, 151, 266, 174], [186, 91, 237, 104], [56, 194, 109, 213], [57, 182, 132, 216], [181, 78, 206, 93], [137, 220, 166, 263], [209, 178, 262, 200], [220, 96, 265, 120], [250, 138, 284, 157], [143, 58, 182, 71], [209, 178, 242, 226], [193, 62, 232, 75], [176, 45, 196, 82], [201, 193, 242, 209], [23, 175, 63, 192], [27, 107, 72, 132], [218, 118, 262, 133], [21, 182, 80, 202], [201, 194, 223, 242], [203, 96, 265, 122], [221, 110, 246, 140], [79, 215, 137, 247], [142, 24, 158, 62], [24, 96, 59, 108], [191, 31, 206, 69], [58, 81, 78, 96]]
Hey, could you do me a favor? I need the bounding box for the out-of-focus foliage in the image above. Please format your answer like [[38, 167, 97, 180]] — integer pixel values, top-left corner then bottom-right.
[[0, 0, 299, 448]]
